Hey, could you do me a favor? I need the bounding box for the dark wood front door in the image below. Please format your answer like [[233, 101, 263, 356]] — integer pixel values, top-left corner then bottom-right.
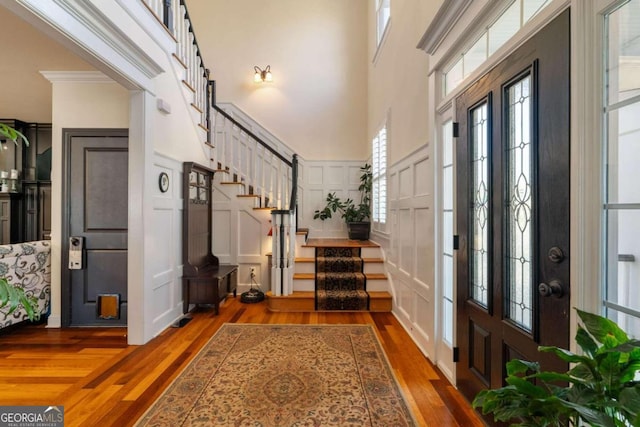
[[455, 10, 570, 404], [63, 129, 128, 326]]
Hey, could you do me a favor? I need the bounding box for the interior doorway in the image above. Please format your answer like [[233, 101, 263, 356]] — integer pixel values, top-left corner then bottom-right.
[[61, 129, 129, 326]]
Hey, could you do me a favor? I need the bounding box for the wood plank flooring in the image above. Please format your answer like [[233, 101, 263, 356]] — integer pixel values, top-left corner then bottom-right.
[[0, 298, 485, 426]]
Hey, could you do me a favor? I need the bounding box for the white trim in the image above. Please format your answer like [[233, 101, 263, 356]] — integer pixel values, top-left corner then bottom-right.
[[373, 18, 392, 64], [416, 0, 473, 53], [40, 70, 114, 83]]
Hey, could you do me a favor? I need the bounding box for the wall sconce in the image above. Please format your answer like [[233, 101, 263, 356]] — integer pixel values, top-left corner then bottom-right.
[[254, 65, 273, 83]]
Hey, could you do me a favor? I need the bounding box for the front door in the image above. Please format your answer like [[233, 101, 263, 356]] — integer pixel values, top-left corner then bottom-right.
[[62, 129, 128, 326], [455, 10, 570, 403]]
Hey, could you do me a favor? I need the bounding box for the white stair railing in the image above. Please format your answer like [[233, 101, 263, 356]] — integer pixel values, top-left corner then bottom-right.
[[142, 0, 211, 141], [212, 106, 294, 209]]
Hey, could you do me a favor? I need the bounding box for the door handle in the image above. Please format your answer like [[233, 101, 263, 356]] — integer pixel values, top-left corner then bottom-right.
[[538, 280, 563, 298]]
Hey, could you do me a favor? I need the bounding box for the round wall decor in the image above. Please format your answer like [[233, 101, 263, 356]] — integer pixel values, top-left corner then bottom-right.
[[159, 172, 170, 192]]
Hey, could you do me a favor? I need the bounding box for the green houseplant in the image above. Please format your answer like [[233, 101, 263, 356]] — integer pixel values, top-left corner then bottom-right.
[[0, 123, 29, 146], [473, 309, 640, 427], [313, 163, 372, 240], [0, 277, 40, 322], [0, 124, 37, 321]]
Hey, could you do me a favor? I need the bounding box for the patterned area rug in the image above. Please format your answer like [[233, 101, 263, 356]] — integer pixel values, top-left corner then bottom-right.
[[135, 324, 416, 426], [316, 247, 369, 310]]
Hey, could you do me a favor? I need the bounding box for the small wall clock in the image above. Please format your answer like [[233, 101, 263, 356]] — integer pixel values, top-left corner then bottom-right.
[[159, 172, 170, 193]]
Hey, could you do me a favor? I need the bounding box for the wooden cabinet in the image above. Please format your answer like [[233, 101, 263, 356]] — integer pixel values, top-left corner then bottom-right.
[[0, 194, 22, 244], [0, 120, 51, 243], [23, 182, 51, 241], [182, 162, 237, 314]]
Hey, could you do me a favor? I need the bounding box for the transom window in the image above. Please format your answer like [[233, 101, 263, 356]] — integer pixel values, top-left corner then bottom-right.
[[443, 0, 551, 95]]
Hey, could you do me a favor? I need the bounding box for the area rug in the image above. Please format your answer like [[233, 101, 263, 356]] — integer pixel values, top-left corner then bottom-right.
[[135, 324, 416, 426], [316, 247, 369, 311]]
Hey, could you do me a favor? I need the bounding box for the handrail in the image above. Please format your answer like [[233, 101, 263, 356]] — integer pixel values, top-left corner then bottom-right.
[[211, 104, 292, 167], [290, 154, 298, 213]]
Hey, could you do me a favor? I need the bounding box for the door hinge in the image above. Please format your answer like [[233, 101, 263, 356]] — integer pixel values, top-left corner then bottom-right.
[[453, 347, 459, 362], [452, 122, 459, 138], [453, 235, 459, 250]]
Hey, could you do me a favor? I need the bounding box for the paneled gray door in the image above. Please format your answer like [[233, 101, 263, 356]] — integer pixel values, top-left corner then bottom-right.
[[63, 130, 128, 326], [455, 11, 570, 406]]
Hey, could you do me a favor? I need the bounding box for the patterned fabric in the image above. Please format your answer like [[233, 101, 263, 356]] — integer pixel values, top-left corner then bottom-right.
[[0, 241, 51, 329], [316, 247, 369, 311], [135, 324, 417, 427], [316, 247, 359, 258]]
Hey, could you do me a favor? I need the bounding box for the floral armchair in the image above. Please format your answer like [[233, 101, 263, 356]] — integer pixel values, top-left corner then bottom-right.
[[0, 241, 51, 329]]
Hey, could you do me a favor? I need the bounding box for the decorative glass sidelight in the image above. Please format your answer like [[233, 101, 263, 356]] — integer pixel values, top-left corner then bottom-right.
[[470, 103, 490, 307], [505, 75, 534, 331]]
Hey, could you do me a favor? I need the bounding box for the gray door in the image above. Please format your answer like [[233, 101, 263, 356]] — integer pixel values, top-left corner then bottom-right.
[[62, 129, 128, 326]]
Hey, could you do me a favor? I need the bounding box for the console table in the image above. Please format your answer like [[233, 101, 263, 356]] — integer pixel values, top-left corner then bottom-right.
[[182, 162, 237, 314]]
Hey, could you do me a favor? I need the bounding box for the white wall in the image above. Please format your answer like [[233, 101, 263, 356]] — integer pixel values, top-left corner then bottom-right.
[[304, 160, 370, 238], [188, 0, 369, 161]]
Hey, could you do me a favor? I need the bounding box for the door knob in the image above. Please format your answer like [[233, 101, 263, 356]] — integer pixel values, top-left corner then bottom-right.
[[538, 280, 563, 297]]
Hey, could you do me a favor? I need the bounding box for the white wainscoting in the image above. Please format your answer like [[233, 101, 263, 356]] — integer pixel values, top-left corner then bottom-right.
[[150, 153, 184, 336], [303, 160, 369, 237], [373, 144, 435, 360], [212, 180, 273, 293]]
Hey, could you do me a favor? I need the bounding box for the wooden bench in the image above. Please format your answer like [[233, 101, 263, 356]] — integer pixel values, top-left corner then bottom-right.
[[182, 265, 238, 314], [182, 162, 238, 315]]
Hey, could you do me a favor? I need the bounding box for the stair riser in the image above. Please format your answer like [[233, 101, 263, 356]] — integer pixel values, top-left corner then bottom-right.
[[292, 279, 315, 292], [294, 263, 315, 274], [365, 279, 389, 292], [296, 247, 315, 258]]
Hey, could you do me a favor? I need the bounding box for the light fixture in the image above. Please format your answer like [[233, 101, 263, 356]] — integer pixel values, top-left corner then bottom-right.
[[254, 65, 273, 83]]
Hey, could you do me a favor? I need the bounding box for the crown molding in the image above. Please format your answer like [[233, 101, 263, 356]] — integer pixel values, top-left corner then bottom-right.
[[40, 71, 114, 83], [52, 0, 164, 79], [416, 0, 473, 53]]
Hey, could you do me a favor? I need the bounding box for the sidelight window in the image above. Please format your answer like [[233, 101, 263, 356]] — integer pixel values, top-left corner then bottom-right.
[[603, 0, 640, 338]]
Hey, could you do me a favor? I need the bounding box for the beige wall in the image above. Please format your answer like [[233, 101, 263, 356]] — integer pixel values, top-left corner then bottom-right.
[[189, 0, 369, 161], [0, 6, 93, 123], [368, 0, 442, 165]]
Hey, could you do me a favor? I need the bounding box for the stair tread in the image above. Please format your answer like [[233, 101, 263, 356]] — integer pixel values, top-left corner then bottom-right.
[[293, 273, 315, 280], [366, 273, 387, 280], [267, 291, 390, 299], [369, 291, 392, 299], [303, 238, 379, 248], [267, 291, 315, 298], [295, 258, 315, 263], [362, 258, 384, 263]]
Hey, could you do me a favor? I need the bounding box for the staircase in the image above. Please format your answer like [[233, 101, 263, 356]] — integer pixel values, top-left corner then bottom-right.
[[144, 0, 391, 313], [267, 236, 392, 312]]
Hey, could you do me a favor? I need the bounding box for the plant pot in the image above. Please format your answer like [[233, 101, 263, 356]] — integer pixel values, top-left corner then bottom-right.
[[347, 221, 371, 240]]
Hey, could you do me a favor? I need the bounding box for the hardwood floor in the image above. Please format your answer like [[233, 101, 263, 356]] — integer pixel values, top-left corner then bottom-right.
[[0, 298, 485, 426]]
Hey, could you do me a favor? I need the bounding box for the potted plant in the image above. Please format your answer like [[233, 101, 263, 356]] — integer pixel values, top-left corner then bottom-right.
[[0, 125, 37, 321], [473, 309, 640, 426], [0, 123, 29, 146], [313, 163, 372, 240], [0, 277, 40, 321]]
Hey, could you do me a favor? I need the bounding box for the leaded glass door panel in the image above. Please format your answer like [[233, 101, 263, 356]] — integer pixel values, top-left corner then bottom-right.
[[455, 10, 570, 407]]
